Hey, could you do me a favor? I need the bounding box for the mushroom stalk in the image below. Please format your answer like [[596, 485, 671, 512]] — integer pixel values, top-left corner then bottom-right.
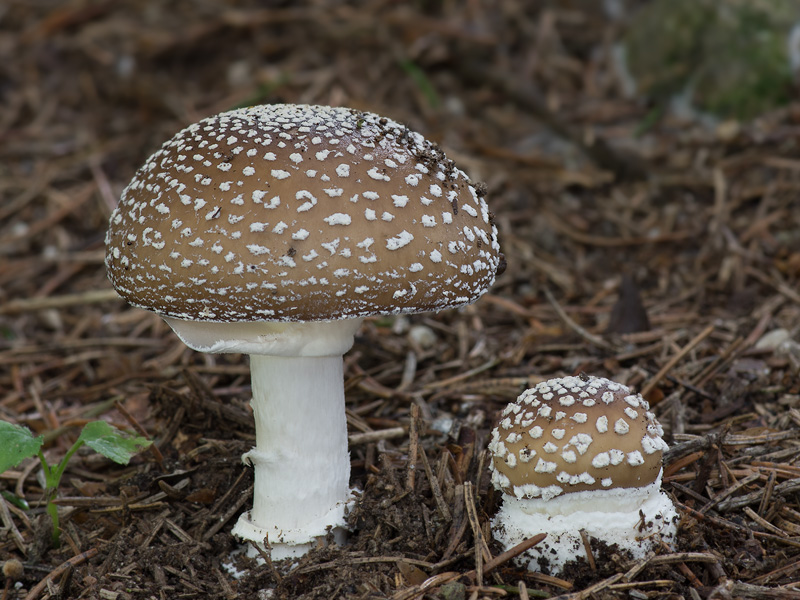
[[231, 353, 352, 556], [161, 317, 362, 558]]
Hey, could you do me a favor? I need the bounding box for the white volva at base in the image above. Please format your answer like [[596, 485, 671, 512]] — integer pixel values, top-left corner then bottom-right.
[[491, 475, 679, 574], [232, 498, 352, 561]]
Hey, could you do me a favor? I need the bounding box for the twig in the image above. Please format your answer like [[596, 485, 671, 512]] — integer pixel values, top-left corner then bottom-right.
[[480, 533, 546, 575], [608, 553, 719, 589], [206, 466, 250, 517], [549, 573, 624, 600], [717, 478, 800, 512], [201, 483, 254, 542], [640, 324, 715, 398], [0, 183, 94, 247], [404, 533, 549, 600], [0, 289, 121, 315], [464, 585, 508, 596], [463, 482, 491, 583], [757, 471, 777, 517], [24, 547, 98, 600], [723, 430, 798, 446], [406, 404, 420, 493], [690, 336, 744, 388], [349, 427, 406, 446], [679, 502, 800, 549], [607, 580, 676, 591], [422, 359, 500, 391], [441, 484, 468, 561], [751, 557, 800, 585], [251, 536, 283, 584], [419, 445, 451, 521], [664, 450, 706, 479], [743, 506, 788, 538], [397, 351, 417, 392], [744, 265, 800, 306], [212, 567, 238, 600], [698, 472, 761, 514], [710, 580, 800, 599], [674, 560, 704, 589], [546, 213, 695, 247], [0, 497, 26, 554], [663, 433, 717, 467], [578, 529, 596, 571], [543, 287, 617, 353], [294, 555, 435, 576], [390, 571, 459, 600]]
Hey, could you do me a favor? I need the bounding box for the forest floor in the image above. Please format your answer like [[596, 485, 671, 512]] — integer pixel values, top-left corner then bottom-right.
[[2, 1, 800, 599]]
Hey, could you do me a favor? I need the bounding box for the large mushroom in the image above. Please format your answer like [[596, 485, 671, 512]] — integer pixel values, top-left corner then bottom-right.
[[489, 375, 678, 574], [105, 104, 504, 558]]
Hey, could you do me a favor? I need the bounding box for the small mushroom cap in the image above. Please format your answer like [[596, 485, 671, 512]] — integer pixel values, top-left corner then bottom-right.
[[105, 104, 503, 323], [489, 376, 668, 501]]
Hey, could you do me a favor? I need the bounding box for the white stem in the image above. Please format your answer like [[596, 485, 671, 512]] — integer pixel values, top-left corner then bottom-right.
[[162, 317, 362, 558], [231, 354, 352, 555]]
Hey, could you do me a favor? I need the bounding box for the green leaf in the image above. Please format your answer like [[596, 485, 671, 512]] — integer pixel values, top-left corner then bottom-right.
[[0, 421, 44, 473], [77, 421, 151, 465], [1, 490, 29, 511]]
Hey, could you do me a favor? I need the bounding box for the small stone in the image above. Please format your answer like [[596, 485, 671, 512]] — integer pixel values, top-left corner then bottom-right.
[[755, 328, 791, 352], [408, 324, 437, 350], [438, 581, 466, 600]]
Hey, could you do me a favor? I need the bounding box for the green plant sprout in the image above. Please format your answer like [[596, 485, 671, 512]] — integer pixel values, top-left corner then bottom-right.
[[0, 420, 151, 547]]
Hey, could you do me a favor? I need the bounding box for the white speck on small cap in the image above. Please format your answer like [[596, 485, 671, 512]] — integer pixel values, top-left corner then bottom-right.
[[489, 376, 666, 501], [105, 104, 504, 322]]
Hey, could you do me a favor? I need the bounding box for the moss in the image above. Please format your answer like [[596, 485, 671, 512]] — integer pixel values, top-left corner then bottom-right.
[[693, 4, 794, 119], [623, 0, 800, 120], [623, 0, 716, 99]]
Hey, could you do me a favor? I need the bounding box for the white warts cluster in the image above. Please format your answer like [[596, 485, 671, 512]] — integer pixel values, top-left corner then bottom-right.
[[105, 104, 503, 322], [489, 376, 667, 502]]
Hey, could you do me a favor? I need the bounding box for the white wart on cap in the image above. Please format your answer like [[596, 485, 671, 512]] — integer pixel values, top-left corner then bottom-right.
[[105, 104, 503, 323], [489, 375, 667, 501], [488, 376, 678, 574]]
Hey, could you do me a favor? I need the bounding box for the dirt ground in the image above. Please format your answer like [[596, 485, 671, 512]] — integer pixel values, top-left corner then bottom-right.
[[2, 1, 800, 599]]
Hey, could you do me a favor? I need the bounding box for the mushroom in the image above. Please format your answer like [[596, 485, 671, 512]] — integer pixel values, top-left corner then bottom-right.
[[488, 375, 678, 574], [105, 104, 504, 558]]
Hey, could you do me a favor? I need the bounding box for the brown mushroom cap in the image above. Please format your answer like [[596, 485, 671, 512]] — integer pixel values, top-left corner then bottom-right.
[[489, 376, 668, 500], [105, 104, 503, 322]]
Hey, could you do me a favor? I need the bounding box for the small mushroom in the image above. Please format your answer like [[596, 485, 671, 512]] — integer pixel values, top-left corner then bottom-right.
[[105, 104, 504, 558], [488, 375, 678, 574]]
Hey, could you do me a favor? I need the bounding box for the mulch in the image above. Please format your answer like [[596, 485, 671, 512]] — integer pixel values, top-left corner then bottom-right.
[[1, 1, 800, 599]]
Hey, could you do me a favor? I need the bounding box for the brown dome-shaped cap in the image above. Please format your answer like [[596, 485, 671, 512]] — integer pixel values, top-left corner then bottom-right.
[[105, 104, 503, 323], [489, 376, 668, 501]]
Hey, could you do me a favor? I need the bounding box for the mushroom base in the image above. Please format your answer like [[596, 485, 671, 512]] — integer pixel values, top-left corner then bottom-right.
[[491, 477, 679, 575], [233, 496, 354, 561]]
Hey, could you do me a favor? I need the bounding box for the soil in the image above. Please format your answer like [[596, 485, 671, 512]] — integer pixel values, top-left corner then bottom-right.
[[2, 1, 800, 599]]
